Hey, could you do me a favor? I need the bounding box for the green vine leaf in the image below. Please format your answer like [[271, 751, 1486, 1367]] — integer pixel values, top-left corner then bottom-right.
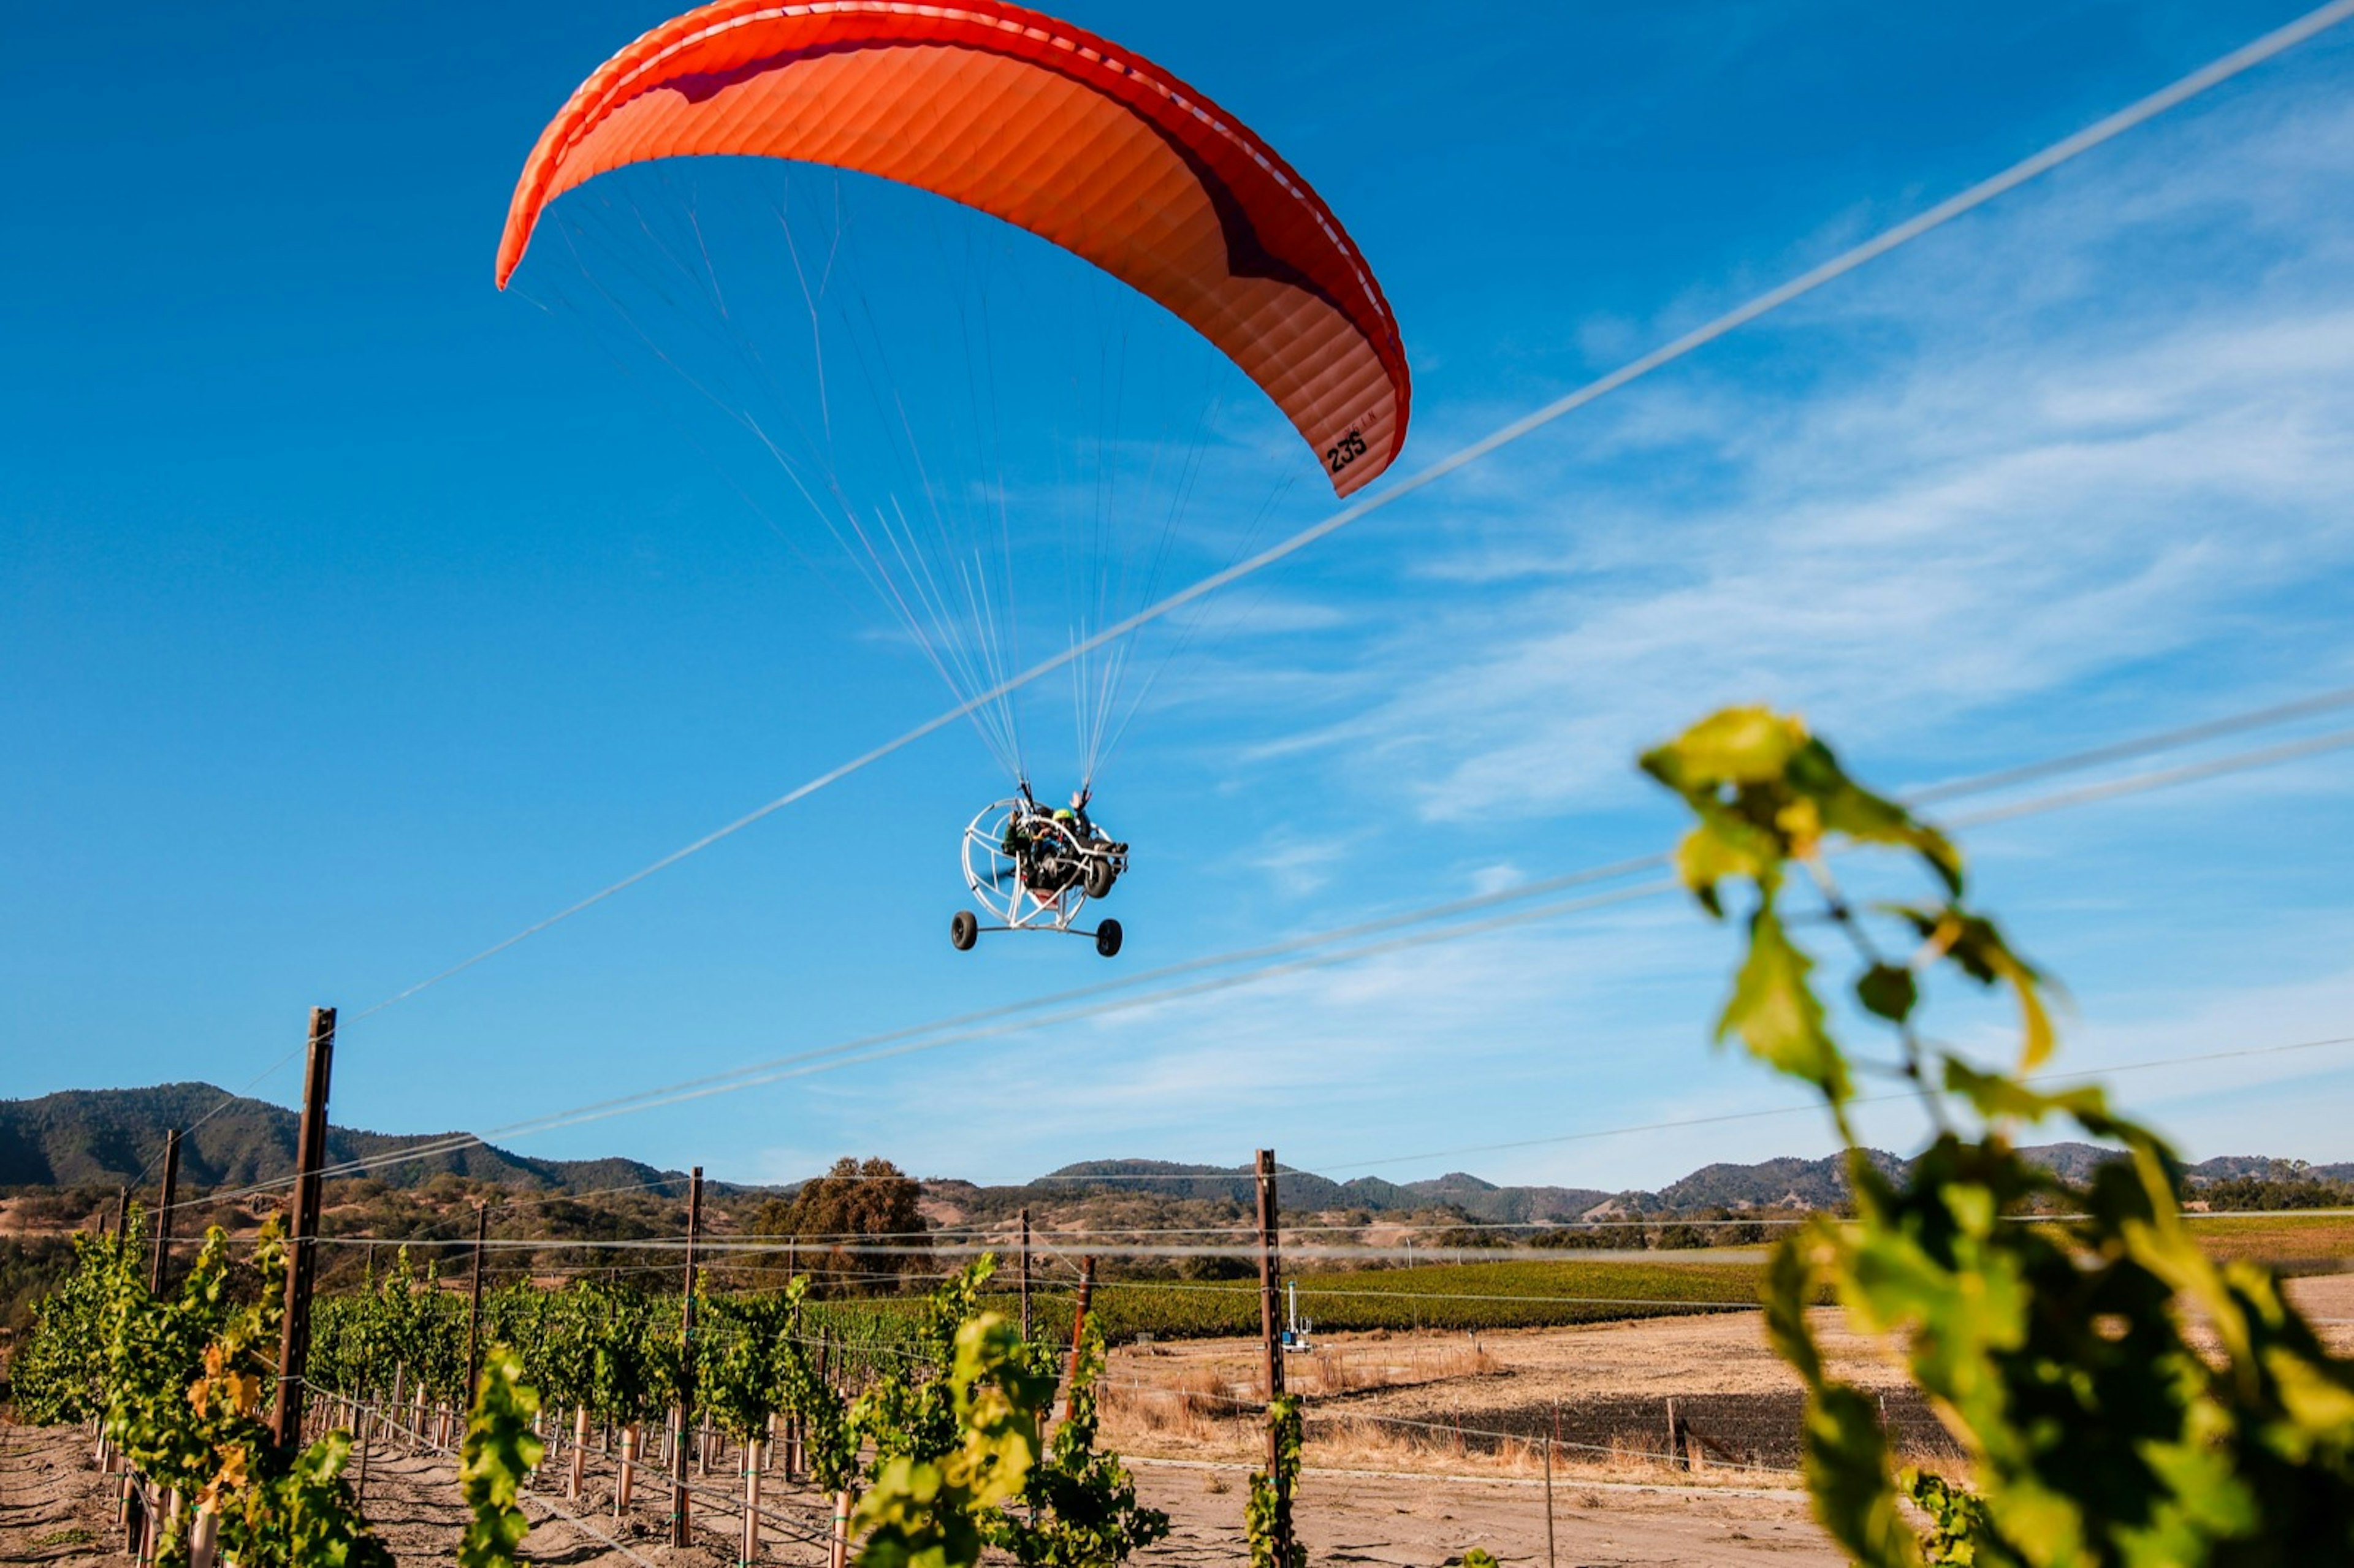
[[1244, 1395, 1306, 1568], [1720, 907, 1851, 1103], [458, 1344, 544, 1568], [1855, 962, 1919, 1025], [1884, 905, 2057, 1069], [1644, 706, 2354, 1566]]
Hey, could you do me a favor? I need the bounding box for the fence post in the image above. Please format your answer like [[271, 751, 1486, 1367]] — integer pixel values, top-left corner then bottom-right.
[[1665, 1397, 1685, 1470], [1544, 1402, 1557, 1568], [354, 1389, 371, 1505], [150, 1129, 181, 1295], [465, 1201, 489, 1406], [742, 1425, 761, 1568], [270, 1007, 335, 1450], [1062, 1256, 1095, 1423], [569, 1406, 588, 1500], [674, 1165, 703, 1547], [1255, 1148, 1291, 1565]]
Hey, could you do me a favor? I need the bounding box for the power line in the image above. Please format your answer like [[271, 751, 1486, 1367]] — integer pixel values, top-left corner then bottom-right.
[[1903, 685, 2354, 804], [346, 0, 2354, 1022], [1945, 726, 2354, 829], [340, 717, 2354, 1173], [166, 684, 2354, 1214], [125, 1040, 317, 1189], [166, 699, 2354, 1216], [1314, 1032, 2354, 1176]]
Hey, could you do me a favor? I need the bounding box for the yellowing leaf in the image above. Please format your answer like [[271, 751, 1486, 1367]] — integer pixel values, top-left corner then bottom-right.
[[1670, 706, 1811, 785], [1775, 794, 1826, 858], [1674, 823, 1769, 916]]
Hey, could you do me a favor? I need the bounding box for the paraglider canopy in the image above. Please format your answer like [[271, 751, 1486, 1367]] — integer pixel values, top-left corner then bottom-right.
[[496, 0, 1409, 497]]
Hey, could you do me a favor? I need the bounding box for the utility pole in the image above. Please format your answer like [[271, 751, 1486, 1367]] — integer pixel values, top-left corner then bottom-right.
[[150, 1129, 181, 1295], [1018, 1207, 1032, 1340], [672, 1167, 703, 1548], [1255, 1148, 1291, 1564], [464, 1202, 489, 1406], [270, 1007, 335, 1450]]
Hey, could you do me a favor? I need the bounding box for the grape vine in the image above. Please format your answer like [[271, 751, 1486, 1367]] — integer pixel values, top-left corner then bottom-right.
[[1644, 706, 2354, 1566]]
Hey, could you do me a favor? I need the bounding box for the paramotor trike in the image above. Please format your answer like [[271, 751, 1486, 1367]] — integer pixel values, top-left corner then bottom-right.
[[951, 795, 1128, 957]]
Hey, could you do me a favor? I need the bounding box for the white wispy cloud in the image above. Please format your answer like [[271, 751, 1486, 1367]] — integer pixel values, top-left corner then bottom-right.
[[1233, 81, 2354, 824]]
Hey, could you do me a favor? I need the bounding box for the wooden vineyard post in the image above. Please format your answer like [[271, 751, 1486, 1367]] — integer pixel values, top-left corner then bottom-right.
[[188, 1501, 219, 1568], [1062, 1256, 1096, 1423], [1544, 1401, 1558, 1568], [270, 1007, 335, 1450], [1019, 1206, 1032, 1340], [113, 1186, 129, 1247], [617, 1424, 639, 1518], [354, 1388, 371, 1505], [741, 1425, 762, 1568], [821, 1333, 849, 1568], [569, 1407, 589, 1501], [150, 1128, 180, 1294], [1665, 1398, 1685, 1470], [673, 1166, 703, 1548], [465, 1201, 488, 1406], [829, 1488, 851, 1568], [1255, 1147, 1292, 1566]]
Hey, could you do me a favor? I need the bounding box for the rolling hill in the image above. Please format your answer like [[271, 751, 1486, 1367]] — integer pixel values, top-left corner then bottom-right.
[[0, 1083, 672, 1195], [2, 1086, 2345, 1214]]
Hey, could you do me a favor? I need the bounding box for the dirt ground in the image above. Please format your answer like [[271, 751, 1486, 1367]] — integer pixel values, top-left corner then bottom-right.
[[8, 1279, 2345, 1566], [1095, 1274, 2354, 1479], [1, 1415, 1839, 1567], [0, 1412, 1836, 1563]]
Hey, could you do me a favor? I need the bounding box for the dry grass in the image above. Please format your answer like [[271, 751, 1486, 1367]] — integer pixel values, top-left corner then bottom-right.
[[1097, 1372, 1802, 1490], [1292, 1410, 1817, 1488], [1287, 1340, 1503, 1397], [1100, 1366, 1238, 1443]]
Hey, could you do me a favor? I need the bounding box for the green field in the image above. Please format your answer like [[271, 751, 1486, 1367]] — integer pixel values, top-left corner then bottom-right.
[[989, 1257, 1771, 1342], [564, 1212, 2354, 1361], [2178, 1211, 2354, 1264]]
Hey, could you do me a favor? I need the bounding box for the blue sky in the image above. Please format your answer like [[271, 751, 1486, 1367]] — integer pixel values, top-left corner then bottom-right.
[[7, 1, 2354, 1191]]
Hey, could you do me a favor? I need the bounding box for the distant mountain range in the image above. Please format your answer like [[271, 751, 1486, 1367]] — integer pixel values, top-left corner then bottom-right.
[[0, 1083, 673, 1195], [1020, 1159, 1612, 1223], [3, 1084, 2347, 1216]]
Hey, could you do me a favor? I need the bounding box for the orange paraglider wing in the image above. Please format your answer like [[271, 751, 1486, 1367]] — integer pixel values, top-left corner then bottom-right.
[[496, 0, 1407, 496]]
